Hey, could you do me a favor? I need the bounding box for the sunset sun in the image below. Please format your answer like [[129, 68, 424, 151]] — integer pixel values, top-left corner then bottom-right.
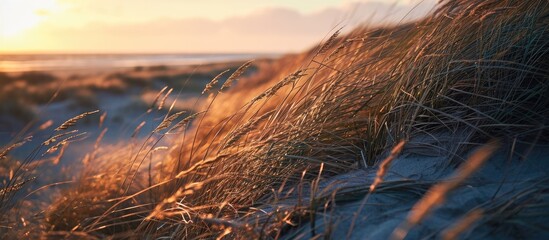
[[0, 0, 58, 37]]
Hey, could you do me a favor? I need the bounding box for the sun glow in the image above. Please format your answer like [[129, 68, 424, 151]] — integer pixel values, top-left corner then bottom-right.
[[0, 0, 58, 37]]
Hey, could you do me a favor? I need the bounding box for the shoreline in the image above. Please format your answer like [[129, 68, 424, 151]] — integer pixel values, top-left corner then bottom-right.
[[0, 53, 280, 73]]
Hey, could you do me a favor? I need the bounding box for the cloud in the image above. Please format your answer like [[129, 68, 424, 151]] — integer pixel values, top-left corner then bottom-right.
[[14, 1, 436, 53]]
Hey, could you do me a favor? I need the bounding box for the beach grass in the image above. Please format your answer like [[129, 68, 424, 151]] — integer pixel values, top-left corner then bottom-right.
[[1, 0, 548, 238]]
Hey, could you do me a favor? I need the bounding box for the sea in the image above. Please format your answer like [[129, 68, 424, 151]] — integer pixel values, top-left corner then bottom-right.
[[0, 53, 276, 72]]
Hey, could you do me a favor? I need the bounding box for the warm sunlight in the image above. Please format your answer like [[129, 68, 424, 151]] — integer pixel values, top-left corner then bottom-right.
[[1, 1, 547, 239], [0, 0, 58, 37], [0, 0, 435, 53]]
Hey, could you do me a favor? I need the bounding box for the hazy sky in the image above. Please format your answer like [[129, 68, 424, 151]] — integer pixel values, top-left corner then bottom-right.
[[0, 0, 436, 53]]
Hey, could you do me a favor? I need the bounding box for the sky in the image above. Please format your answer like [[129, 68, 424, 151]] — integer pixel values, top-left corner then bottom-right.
[[0, 0, 436, 54]]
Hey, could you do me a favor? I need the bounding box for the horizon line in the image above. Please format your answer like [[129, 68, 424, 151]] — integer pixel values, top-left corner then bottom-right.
[[0, 51, 286, 56]]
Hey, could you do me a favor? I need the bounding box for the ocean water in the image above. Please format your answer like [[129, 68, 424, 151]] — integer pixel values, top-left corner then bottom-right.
[[0, 53, 274, 72]]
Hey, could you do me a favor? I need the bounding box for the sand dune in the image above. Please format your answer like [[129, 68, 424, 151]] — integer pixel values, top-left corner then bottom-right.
[[1, 0, 548, 239]]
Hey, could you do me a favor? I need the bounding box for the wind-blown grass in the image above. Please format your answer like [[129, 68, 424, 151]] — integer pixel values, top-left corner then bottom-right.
[[1, 0, 548, 238]]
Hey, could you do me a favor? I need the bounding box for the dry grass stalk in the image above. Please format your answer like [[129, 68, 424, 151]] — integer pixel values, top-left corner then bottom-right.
[[171, 111, 205, 132], [325, 43, 346, 62], [220, 60, 254, 91], [251, 70, 306, 103], [224, 110, 275, 147], [146, 175, 228, 221], [441, 208, 484, 240], [318, 28, 342, 54], [94, 128, 108, 150], [132, 121, 146, 138], [326, 38, 362, 61], [55, 110, 99, 131], [203, 69, 230, 94], [45, 132, 87, 154], [369, 140, 406, 192], [157, 88, 173, 110], [175, 154, 228, 178], [149, 86, 168, 111], [391, 140, 499, 240], [43, 130, 79, 146], [51, 142, 68, 165], [154, 111, 186, 132], [99, 112, 107, 128], [0, 177, 36, 196], [0, 136, 32, 160], [45, 140, 67, 155]]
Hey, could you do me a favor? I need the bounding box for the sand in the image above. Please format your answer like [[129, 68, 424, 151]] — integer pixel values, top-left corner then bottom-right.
[[246, 132, 549, 239]]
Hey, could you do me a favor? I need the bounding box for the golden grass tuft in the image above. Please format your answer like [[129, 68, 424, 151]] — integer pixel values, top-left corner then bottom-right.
[[55, 110, 99, 131], [202, 69, 230, 95], [220, 60, 254, 91]]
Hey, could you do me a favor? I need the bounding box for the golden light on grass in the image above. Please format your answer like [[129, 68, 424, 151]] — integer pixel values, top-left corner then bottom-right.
[[202, 69, 230, 95], [370, 140, 406, 192], [220, 60, 254, 91], [1, 0, 547, 238], [54, 110, 99, 131], [442, 208, 484, 240], [391, 140, 499, 240]]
